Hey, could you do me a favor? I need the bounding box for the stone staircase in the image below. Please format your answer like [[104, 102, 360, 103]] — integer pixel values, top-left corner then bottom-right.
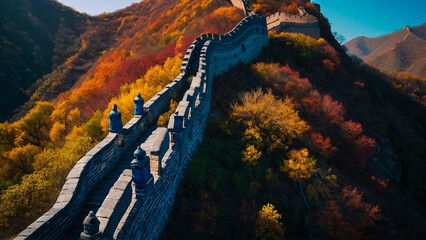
[[64, 156, 132, 239], [63, 127, 156, 239]]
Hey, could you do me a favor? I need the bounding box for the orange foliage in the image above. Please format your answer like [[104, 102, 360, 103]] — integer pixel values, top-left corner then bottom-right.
[[322, 59, 335, 74], [371, 176, 389, 188], [203, 7, 245, 34], [285, 3, 300, 15]]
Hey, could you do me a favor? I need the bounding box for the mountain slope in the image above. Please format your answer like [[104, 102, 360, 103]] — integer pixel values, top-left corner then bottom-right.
[[0, 0, 89, 121], [0, 0, 245, 237], [345, 23, 426, 77]]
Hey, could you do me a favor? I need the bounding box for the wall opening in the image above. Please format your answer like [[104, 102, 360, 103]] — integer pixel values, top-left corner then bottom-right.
[[242, 44, 246, 52], [262, 28, 265, 35]]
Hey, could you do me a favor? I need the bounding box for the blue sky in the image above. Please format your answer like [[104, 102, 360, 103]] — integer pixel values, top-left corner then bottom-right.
[[59, 0, 426, 42], [314, 0, 426, 41]]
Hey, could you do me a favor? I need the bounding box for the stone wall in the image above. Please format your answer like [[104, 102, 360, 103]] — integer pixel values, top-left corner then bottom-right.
[[230, 0, 255, 16], [266, 11, 321, 39], [115, 15, 268, 240], [16, 68, 188, 240], [17, 14, 268, 240]]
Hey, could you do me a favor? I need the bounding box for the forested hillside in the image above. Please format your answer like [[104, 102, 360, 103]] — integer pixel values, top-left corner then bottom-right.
[[162, 1, 426, 239], [1, 0, 425, 239], [0, 0, 88, 121], [0, 0, 245, 237]]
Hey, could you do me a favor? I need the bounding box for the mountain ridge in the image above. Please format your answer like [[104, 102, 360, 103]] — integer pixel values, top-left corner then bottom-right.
[[0, 0, 89, 121], [345, 23, 426, 77]]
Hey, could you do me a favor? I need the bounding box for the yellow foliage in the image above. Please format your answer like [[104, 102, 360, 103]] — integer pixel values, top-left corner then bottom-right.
[[101, 55, 182, 132], [3, 144, 40, 174], [65, 126, 83, 142], [49, 122, 66, 144], [67, 108, 81, 126], [157, 99, 178, 127], [14, 101, 54, 147], [255, 203, 285, 240], [242, 145, 262, 165], [50, 101, 67, 124], [232, 89, 308, 152], [1, 135, 95, 227], [280, 148, 316, 181]]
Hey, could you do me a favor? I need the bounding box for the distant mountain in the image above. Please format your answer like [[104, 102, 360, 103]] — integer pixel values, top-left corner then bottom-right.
[[0, 0, 88, 121], [345, 23, 426, 78]]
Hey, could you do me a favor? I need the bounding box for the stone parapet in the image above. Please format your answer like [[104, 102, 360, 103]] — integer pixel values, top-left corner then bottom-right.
[[17, 13, 269, 240]]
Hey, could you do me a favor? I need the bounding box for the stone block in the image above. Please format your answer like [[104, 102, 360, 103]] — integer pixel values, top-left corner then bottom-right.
[[16, 229, 35, 237], [77, 156, 92, 166], [97, 207, 114, 219], [57, 193, 73, 203], [66, 166, 84, 180], [52, 201, 68, 209], [113, 180, 130, 192]]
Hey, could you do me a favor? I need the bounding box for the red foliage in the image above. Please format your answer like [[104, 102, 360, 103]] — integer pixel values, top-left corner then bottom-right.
[[318, 186, 380, 239], [311, 132, 338, 157], [67, 43, 177, 118], [301, 89, 321, 114], [321, 95, 346, 124], [341, 120, 363, 140], [354, 135, 376, 166], [174, 35, 197, 55]]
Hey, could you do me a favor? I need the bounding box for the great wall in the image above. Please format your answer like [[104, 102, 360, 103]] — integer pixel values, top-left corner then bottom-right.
[[16, 1, 320, 239]]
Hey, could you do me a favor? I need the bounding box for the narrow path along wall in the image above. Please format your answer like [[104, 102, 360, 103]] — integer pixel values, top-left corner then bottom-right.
[[16, 14, 268, 240], [15, 71, 188, 240], [116, 15, 268, 240]]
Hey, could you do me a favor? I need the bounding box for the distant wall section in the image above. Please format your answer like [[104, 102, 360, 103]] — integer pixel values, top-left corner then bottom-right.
[[266, 11, 321, 39]]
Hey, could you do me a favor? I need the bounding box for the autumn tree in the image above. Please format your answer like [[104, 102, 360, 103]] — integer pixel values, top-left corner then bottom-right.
[[14, 101, 54, 147], [231, 89, 308, 158], [318, 186, 380, 239], [203, 7, 245, 34], [285, 3, 300, 15], [281, 148, 316, 211], [242, 145, 262, 166], [101, 55, 182, 132], [255, 203, 285, 240], [2, 144, 40, 176], [1, 134, 95, 228]]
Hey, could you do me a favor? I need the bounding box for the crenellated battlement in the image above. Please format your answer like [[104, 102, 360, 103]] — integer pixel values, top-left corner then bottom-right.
[[16, 13, 269, 240], [266, 7, 321, 39]]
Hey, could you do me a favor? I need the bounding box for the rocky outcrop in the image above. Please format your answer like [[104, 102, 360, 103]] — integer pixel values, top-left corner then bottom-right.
[[371, 138, 401, 182]]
